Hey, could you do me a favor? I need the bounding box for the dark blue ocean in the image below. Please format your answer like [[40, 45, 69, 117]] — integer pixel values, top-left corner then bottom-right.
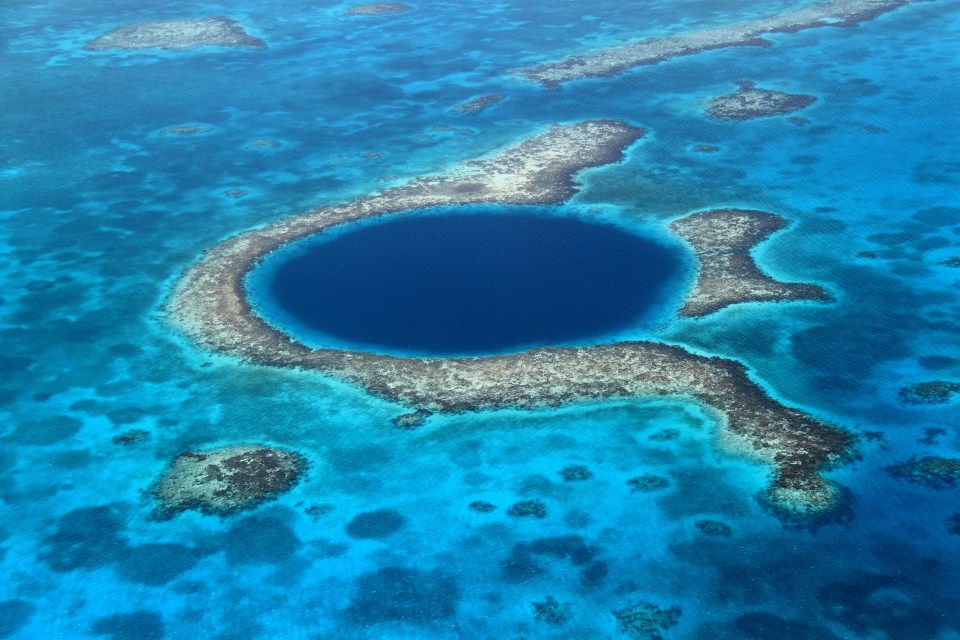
[[2, 0, 959, 637]]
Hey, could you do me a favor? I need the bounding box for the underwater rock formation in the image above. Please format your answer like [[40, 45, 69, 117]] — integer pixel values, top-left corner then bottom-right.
[[507, 499, 548, 518], [149, 444, 307, 519], [87, 17, 265, 51], [706, 82, 816, 120], [510, 0, 923, 87], [391, 408, 432, 430], [694, 519, 732, 536]]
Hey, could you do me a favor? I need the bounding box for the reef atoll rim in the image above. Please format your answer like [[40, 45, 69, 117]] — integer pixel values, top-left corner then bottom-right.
[[509, 0, 924, 87], [149, 444, 307, 519], [86, 16, 265, 51], [670, 208, 830, 316], [167, 120, 851, 518]]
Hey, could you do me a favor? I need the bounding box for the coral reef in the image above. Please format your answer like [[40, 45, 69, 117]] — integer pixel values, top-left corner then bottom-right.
[[886, 457, 960, 489], [345, 3, 412, 15], [111, 429, 149, 445], [510, 0, 921, 87], [507, 500, 548, 518], [87, 17, 264, 51], [670, 208, 830, 316], [559, 465, 593, 481], [149, 444, 307, 519], [167, 121, 854, 518], [627, 474, 670, 492], [898, 381, 960, 404], [612, 602, 681, 640], [344, 567, 459, 624], [453, 93, 504, 114], [532, 595, 570, 625], [706, 81, 816, 120], [694, 519, 732, 536], [469, 500, 496, 513], [391, 408, 432, 430]]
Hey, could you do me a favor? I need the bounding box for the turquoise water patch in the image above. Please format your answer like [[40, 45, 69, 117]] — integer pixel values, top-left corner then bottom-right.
[[248, 206, 692, 355]]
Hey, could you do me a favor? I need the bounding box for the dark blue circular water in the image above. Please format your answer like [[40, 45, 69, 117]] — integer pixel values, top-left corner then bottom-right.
[[251, 207, 688, 356]]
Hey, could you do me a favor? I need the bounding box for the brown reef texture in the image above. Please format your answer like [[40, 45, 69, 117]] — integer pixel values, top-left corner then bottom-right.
[[453, 93, 505, 114], [706, 81, 817, 120], [510, 0, 922, 87], [671, 208, 830, 316], [86, 16, 265, 51], [345, 3, 412, 15], [150, 444, 307, 519], [166, 120, 851, 518]]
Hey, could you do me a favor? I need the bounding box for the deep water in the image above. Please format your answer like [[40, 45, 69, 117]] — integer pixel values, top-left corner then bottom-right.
[[252, 207, 689, 355], [2, 0, 960, 638]]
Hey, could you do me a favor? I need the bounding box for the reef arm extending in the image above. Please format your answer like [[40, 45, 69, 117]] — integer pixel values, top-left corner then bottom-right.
[[509, 0, 921, 87], [167, 120, 852, 520], [671, 209, 831, 317]]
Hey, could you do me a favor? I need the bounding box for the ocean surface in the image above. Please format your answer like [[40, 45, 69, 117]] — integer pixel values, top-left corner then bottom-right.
[[1, 0, 959, 638], [250, 207, 690, 356]]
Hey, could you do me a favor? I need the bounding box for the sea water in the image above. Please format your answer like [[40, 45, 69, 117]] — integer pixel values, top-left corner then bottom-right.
[[1, 0, 959, 637], [249, 206, 690, 355]]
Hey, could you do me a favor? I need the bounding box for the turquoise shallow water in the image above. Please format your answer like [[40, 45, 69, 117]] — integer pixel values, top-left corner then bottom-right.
[[2, 0, 960, 638]]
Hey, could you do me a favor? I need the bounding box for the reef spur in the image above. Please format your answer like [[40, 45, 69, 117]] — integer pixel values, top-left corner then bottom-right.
[[87, 17, 265, 51], [167, 120, 850, 519], [510, 0, 922, 87]]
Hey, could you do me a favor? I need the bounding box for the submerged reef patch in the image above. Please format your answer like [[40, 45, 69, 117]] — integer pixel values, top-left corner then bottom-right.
[[532, 595, 571, 625], [898, 381, 960, 404], [705, 82, 816, 121], [167, 121, 852, 519], [149, 444, 307, 519], [452, 93, 504, 114], [886, 457, 960, 489], [345, 3, 412, 15], [344, 566, 459, 625], [510, 0, 924, 87], [612, 602, 681, 640], [86, 17, 265, 51]]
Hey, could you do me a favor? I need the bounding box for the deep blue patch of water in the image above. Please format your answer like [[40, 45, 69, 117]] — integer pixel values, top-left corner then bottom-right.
[[251, 207, 689, 355]]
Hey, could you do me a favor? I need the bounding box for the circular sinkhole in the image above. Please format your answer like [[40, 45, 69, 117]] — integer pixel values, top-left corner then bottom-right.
[[246, 206, 692, 356]]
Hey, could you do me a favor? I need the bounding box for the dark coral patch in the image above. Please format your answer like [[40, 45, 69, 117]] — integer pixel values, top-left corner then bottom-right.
[[91, 611, 165, 640], [0, 600, 35, 639], [559, 465, 593, 481], [115, 543, 201, 586], [627, 474, 670, 492], [507, 499, 547, 518], [39, 505, 126, 572], [344, 566, 459, 625], [886, 457, 960, 489], [612, 601, 681, 640], [898, 381, 960, 404], [694, 519, 732, 537], [345, 509, 406, 539], [222, 513, 301, 565]]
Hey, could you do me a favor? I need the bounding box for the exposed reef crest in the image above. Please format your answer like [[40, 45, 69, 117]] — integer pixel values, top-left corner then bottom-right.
[[87, 17, 265, 51], [510, 0, 922, 87], [167, 121, 850, 519]]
